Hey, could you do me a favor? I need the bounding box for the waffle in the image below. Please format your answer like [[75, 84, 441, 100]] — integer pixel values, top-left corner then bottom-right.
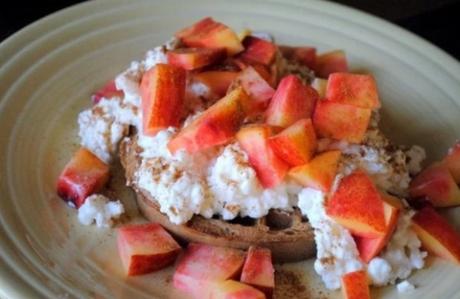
[[119, 135, 316, 263]]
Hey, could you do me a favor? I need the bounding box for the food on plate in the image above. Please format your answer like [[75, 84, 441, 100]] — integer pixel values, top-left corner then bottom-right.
[[55, 16, 460, 298]]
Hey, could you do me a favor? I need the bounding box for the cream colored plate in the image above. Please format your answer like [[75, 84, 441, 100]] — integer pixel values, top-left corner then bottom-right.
[[1, 0, 460, 298]]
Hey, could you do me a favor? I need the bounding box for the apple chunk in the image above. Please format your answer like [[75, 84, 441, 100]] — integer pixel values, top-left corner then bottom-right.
[[209, 280, 266, 299], [280, 45, 317, 69], [175, 17, 243, 55], [265, 75, 318, 128], [240, 247, 274, 298], [311, 78, 327, 98], [289, 150, 341, 192], [168, 87, 247, 154], [167, 47, 226, 70], [341, 270, 370, 299], [91, 79, 124, 104], [314, 50, 348, 79], [237, 124, 289, 188], [56, 148, 109, 208], [326, 73, 380, 109], [412, 207, 460, 264], [117, 223, 181, 276], [268, 118, 317, 166], [313, 100, 371, 143], [326, 170, 389, 238], [240, 36, 277, 65], [442, 141, 460, 183], [191, 71, 239, 99], [140, 64, 186, 136], [173, 243, 246, 299], [409, 162, 460, 207]]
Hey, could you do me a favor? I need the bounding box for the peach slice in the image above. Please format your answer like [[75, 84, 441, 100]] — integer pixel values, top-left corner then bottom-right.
[[326, 170, 388, 238], [409, 162, 460, 207], [140, 64, 186, 136], [240, 36, 277, 65], [279, 45, 317, 69], [56, 148, 109, 208], [168, 87, 247, 154], [312, 100, 371, 143], [167, 47, 226, 70], [354, 193, 401, 263], [91, 79, 124, 104], [191, 71, 239, 98], [314, 50, 348, 79], [265, 75, 318, 128], [236, 124, 289, 188], [311, 78, 327, 98], [117, 223, 181, 276], [326, 73, 380, 109], [240, 247, 274, 298], [173, 243, 246, 299], [442, 141, 460, 183], [268, 118, 317, 166], [288, 150, 341, 192], [209, 280, 266, 299], [175, 17, 243, 55], [412, 207, 460, 264], [341, 270, 371, 299]]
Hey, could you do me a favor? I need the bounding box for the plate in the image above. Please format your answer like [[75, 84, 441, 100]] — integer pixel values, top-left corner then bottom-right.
[[1, 0, 460, 298]]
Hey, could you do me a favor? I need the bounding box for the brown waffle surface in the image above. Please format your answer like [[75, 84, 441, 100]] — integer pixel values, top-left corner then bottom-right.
[[119, 136, 316, 263]]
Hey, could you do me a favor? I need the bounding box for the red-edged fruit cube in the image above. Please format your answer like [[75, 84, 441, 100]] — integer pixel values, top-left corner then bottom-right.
[[91, 79, 124, 104], [168, 87, 247, 154], [173, 243, 246, 299], [140, 64, 186, 136], [240, 247, 274, 298], [280, 45, 317, 69], [117, 223, 181, 276], [265, 75, 318, 128], [175, 17, 243, 55], [326, 73, 380, 109], [191, 71, 239, 98], [167, 47, 226, 70], [268, 118, 317, 166], [236, 124, 289, 188], [209, 280, 266, 299], [240, 36, 277, 65], [313, 100, 371, 143], [56, 148, 110, 208], [341, 270, 370, 299], [315, 50, 348, 79]]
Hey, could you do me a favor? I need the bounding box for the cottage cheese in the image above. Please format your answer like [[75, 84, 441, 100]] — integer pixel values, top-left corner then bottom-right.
[[298, 188, 364, 290], [78, 194, 124, 228], [396, 280, 416, 293]]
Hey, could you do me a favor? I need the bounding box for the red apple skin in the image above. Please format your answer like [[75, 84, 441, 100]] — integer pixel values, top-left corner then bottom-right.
[[265, 75, 318, 128], [191, 71, 239, 98], [91, 79, 124, 104], [240, 36, 277, 65], [173, 243, 246, 299], [443, 141, 460, 183], [341, 270, 371, 299], [167, 47, 226, 70], [140, 64, 186, 136], [168, 87, 247, 154], [236, 124, 289, 188], [409, 162, 460, 207], [56, 148, 110, 208], [314, 50, 348, 79], [240, 247, 274, 298], [411, 207, 460, 264], [326, 73, 380, 109], [117, 223, 181, 276]]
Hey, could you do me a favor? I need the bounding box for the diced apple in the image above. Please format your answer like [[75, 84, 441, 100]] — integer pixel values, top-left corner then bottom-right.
[[311, 78, 327, 98], [167, 47, 226, 70], [268, 118, 317, 166], [173, 243, 246, 299], [265, 75, 318, 128], [315, 50, 348, 79], [140, 64, 186, 136], [326, 73, 380, 109], [279, 45, 316, 69], [191, 71, 239, 98], [312, 100, 371, 143], [236, 124, 289, 188], [91, 79, 124, 104], [56, 148, 109, 208], [240, 247, 274, 298], [354, 193, 401, 263], [175, 17, 243, 55], [168, 87, 247, 154], [326, 170, 388, 238], [209, 280, 266, 299], [409, 162, 460, 207], [232, 66, 275, 115], [117, 223, 181, 276], [341, 270, 370, 299], [240, 36, 277, 65], [412, 207, 460, 264], [443, 141, 460, 183], [288, 150, 341, 192]]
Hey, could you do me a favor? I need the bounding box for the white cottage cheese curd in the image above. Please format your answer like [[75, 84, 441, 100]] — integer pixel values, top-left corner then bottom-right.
[[396, 280, 416, 293], [78, 194, 124, 228]]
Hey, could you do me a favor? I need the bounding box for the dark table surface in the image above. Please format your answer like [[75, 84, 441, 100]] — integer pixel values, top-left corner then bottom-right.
[[1, 0, 459, 61]]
